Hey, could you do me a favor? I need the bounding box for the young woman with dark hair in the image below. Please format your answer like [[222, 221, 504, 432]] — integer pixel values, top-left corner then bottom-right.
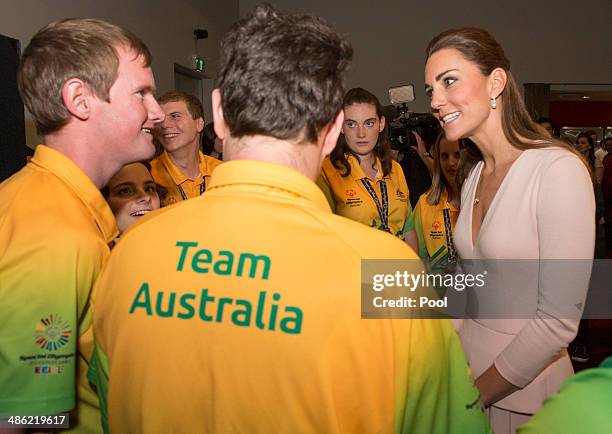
[[318, 87, 418, 251], [102, 161, 162, 235]]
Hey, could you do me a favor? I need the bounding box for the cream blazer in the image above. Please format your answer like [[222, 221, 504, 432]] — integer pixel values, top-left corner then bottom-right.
[[453, 147, 595, 414]]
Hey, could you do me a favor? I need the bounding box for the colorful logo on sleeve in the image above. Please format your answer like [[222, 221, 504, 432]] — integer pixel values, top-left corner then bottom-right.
[[34, 314, 72, 351]]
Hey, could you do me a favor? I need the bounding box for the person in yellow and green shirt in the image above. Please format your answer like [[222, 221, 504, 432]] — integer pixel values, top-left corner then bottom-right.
[[318, 87, 419, 253], [518, 356, 612, 433], [88, 6, 490, 434], [0, 19, 164, 433], [151, 91, 221, 206], [414, 134, 463, 268]]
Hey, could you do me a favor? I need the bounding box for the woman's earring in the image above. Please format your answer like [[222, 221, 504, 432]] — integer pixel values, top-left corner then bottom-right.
[[490, 96, 497, 109]]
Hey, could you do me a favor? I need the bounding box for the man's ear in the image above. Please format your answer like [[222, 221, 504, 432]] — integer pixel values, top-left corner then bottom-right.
[[321, 110, 344, 157], [195, 116, 205, 133], [62, 78, 93, 121], [211, 89, 228, 141]]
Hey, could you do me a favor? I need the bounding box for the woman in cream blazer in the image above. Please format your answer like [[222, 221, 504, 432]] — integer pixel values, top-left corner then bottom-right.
[[424, 27, 595, 434]]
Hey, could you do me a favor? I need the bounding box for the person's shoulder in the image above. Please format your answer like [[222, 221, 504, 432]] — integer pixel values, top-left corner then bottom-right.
[[416, 189, 432, 207], [315, 211, 419, 260], [320, 156, 346, 184], [518, 357, 612, 433], [524, 146, 582, 164], [0, 164, 76, 216], [390, 159, 403, 172], [513, 147, 588, 182], [149, 154, 164, 175], [390, 159, 407, 179], [203, 154, 222, 169], [321, 156, 334, 172]]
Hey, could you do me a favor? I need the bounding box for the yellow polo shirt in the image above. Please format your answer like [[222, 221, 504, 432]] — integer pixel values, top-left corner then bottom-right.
[[414, 188, 460, 266], [318, 155, 414, 238], [151, 150, 221, 206], [0, 145, 117, 433], [89, 159, 490, 434]]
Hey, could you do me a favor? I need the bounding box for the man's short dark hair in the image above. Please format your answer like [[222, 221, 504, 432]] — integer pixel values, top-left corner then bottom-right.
[[157, 91, 204, 121], [216, 4, 353, 144]]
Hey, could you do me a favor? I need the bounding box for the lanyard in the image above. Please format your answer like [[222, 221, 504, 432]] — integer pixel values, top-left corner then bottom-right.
[[442, 207, 457, 262], [177, 178, 206, 201], [360, 178, 390, 233]]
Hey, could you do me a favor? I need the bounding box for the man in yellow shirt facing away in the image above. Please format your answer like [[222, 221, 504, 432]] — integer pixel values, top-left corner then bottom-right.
[[89, 5, 491, 434], [0, 18, 164, 433], [151, 91, 221, 206]]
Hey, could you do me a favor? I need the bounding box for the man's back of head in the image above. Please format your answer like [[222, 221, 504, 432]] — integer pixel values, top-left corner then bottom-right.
[[212, 4, 353, 177]]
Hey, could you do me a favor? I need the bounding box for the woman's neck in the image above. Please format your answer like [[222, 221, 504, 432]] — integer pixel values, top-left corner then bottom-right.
[[447, 183, 460, 203], [359, 152, 377, 177], [470, 116, 522, 172]]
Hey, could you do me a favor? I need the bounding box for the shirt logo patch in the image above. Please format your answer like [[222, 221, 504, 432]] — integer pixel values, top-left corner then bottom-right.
[[34, 365, 65, 375], [345, 189, 357, 197], [430, 220, 444, 240], [34, 314, 72, 351]]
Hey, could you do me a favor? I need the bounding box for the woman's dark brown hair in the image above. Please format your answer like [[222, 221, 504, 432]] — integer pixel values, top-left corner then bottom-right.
[[330, 87, 392, 177], [101, 161, 167, 203]]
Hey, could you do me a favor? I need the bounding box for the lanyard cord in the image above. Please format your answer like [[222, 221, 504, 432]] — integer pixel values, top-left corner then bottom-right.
[[177, 178, 206, 201], [442, 207, 457, 262], [360, 178, 390, 233]]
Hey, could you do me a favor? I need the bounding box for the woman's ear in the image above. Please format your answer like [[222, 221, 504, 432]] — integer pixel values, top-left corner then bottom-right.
[[489, 67, 507, 100]]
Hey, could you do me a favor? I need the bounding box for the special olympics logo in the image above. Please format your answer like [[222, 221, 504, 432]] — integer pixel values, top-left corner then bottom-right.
[[432, 221, 441, 230], [34, 314, 72, 351], [346, 189, 356, 197]]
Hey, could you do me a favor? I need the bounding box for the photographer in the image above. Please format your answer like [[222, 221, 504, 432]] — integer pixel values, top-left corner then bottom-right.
[[391, 130, 433, 209]]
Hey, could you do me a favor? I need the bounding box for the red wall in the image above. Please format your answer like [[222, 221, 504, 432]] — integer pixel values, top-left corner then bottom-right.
[[549, 101, 612, 128]]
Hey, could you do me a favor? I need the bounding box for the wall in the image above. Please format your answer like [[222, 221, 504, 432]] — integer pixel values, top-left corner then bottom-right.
[[239, 0, 611, 113], [1, 0, 239, 147]]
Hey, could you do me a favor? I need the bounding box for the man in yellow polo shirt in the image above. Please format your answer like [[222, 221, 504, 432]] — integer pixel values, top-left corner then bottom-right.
[[89, 5, 490, 434], [151, 91, 221, 206], [0, 19, 164, 433]]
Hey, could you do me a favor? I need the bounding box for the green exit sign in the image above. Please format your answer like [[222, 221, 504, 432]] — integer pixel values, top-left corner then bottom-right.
[[194, 57, 205, 72]]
